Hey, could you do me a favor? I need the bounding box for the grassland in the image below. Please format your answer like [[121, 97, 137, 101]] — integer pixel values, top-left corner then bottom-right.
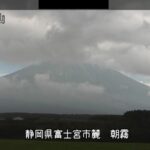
[[0, 140, 150, 150]]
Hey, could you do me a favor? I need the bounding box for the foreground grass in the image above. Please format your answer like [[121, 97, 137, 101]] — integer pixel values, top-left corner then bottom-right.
[[0, 140, 150, 150]]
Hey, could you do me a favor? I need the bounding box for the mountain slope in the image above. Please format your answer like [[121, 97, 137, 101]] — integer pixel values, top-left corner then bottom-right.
[[0, 63, 150, 114]]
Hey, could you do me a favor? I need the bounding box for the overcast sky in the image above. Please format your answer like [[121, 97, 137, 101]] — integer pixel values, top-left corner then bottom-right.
[[0, 10, 150, 85], [0, 10, 150, 114]]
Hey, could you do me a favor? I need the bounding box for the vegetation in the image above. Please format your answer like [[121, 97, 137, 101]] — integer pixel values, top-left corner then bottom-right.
[[0, 140, 150, 150], [0, 110, 150, 142]]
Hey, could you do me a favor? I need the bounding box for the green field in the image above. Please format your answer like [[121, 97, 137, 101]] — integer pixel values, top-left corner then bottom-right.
[[0, 140, 150, 150]]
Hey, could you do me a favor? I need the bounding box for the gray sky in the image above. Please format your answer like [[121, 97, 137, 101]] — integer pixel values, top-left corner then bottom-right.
[[0, 10, 150, 84], [110, 0, 150, 9], [0, 0, 38, 9]]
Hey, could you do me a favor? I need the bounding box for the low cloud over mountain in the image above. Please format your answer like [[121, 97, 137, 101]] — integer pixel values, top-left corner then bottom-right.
[[0, 63, 149, 114]]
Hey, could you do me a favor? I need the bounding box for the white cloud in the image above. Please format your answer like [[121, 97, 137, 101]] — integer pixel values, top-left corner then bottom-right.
[[0, 73, 7, 77], [140, 81, 150, 87], [34, 73, 105, 96], [34, 73, 50, 82]]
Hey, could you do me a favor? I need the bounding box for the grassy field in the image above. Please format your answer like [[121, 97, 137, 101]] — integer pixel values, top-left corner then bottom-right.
[[0, 140, 150, 150]]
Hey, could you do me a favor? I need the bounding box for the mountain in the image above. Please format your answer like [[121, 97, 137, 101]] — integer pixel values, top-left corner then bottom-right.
[[0, 63, 150, 114]]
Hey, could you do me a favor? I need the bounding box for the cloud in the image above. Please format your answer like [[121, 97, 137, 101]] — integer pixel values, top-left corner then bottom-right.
[[0, 77, 30, 92], [88, 41, 150, 75], [1, 11, 150, 76], [0, 73, 7, 77], [140, 81, 150, 87], [0, 71, 149, 114], [34, 73, 105, 96], [0, 73, 105, 113]]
